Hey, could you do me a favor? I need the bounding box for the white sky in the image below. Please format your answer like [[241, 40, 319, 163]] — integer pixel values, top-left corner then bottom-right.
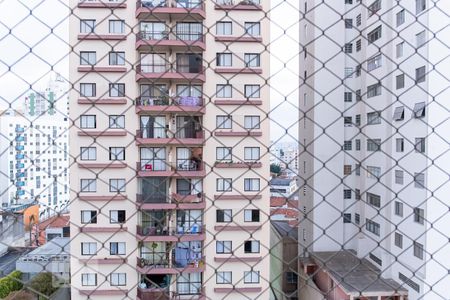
[[0, 0, 299, 144]]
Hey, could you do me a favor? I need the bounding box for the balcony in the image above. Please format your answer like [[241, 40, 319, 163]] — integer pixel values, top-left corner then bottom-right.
[[136, 64, 205, 82], [135, 96, 205, 114], [78, 0, 127, 8], [137, 161, 206, 178], [137, 285, 205, 300], [215, 0, 262, 10], [137, 193, 205, 210], [136, 0, 205, 19], [136, 31, 205, 51], [137, 247, 204, 274], [136, 224, 205, 242], [136, 129, 205, 146]]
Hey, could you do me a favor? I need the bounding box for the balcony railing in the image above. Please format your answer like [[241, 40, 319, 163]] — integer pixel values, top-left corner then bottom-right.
[[176, 160, 202, 171], [137, 224, 204, 236], [136, 96, 203, 107], [138, 31, 203, 42], [137, 64, 204, 74], [137, 193, 169, 204], [138, 0, 168, 8], [137, 0, 204, 9], [138, 128, 168, 139]]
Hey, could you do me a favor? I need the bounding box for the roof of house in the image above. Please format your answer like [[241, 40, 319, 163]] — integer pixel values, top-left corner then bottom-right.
[[38, 214, 70, 230], [311, 251, 408, 295], [271, 221, 298, 240], [270, 177, 293, 186], [22, 237, 70, 257]]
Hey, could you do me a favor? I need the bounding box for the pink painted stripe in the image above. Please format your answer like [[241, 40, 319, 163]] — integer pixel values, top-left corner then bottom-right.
[[78, 130, 127, 137], [214, 68, 262, 74], [214, 99, 262, 105], [137, 265, 205, 275], [136, 105, 205, 114], [79, 290, 129, 296], [214, 4, 263, 11], [80, 227, 128, 233], [77, 66, 127, 73], [78, 162, 127, 169], [136, 39, 206, 50], [214, 225, 261, 231], [79, 258, 127, 264], [78, 98, 127, 104], [214, 256, 262, 263], [78, 34, 127, 40], [136, 72, 205, 82], [214, 131, 263, 137], [135, 7, 205, 19], [214, 287, 262, 293], [136, 234, 178, 242], [78, 2, 126, 8], [79, 195, 127, 201], [214, 194, 262, 200], [136, 203, 177, 210], [214, 162, 262, 168], [135, 137, 204, 146], [215, 36, 263, 43]]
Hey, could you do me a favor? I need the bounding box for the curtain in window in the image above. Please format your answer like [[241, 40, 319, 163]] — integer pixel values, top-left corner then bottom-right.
[[176, 148, 191, 169]]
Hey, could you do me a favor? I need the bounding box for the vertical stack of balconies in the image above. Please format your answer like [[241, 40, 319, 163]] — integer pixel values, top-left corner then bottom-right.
[[15, 126, 26, 200], [135, 1, 206, 299]]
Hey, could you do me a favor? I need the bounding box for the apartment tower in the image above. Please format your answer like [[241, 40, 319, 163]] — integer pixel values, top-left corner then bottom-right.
[[70, 0, 270, 299], [299, 1, 450, 299]]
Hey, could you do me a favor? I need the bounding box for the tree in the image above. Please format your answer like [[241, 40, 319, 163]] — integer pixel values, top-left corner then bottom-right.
[[270, 163, 282, 175], [28, 272, 58, 299], [0, 271, 23, 298]]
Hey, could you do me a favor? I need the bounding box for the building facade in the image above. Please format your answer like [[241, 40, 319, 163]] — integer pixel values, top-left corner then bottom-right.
[[69, 0, 270, 299], [299, 1, 449, 299]]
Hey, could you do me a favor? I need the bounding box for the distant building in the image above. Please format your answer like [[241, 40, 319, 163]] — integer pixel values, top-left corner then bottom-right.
[[16, 237, 70, 281], [270, 197, 299, 223], [270, 177, 298, 198], [31, 214, 70, 247]]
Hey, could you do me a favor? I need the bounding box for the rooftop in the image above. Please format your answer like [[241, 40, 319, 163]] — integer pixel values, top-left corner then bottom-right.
[[270, 177, 293, 186], [311, 251, 408, 296], [22, 237, 70, 258], [271, 221, 298, 240]]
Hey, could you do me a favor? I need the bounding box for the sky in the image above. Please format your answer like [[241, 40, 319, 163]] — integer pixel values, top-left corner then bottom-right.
[[0, 0, 300, 144]]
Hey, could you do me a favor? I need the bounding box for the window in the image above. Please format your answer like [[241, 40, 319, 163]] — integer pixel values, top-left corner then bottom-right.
[[217, 272, 232, 284], [344, 141, 352, 151], [244, 85, 260, 98], [395, 201, 403, 217], [80, 147, 96, 160], [416, 0, 426, 14], [413, 102, 426, 118], [244, 147, 260, 161], [80, 83, 96, 97], [80, 19, 95, 33], [367, 193, 381, 208], [244, 271, 260, 283], [367, 139, 381, 151], [355, 139, 361, 151], [109, 20, 125, 34], [345, 0, 353, 4], [343, 189, 351, 199], [80, 51, 96, 65], [396, 9, 405, 26], [81, 242, 97, 255], [368, 0, 381, 16], [216, 147, 232, 162], [244, 22, 260, 36], [344, 92, 352, 102], [416, 30, 426, 48], [367, 111, 381, 125], [109, 52, 125, 65], [216, 53, 232, 67], [396, 138, 404, 152], [413, 242, 424, 259], [367, 166, 381, 178], [396, 42, 404, 58], [109, 83, 125, 97], [216, 209, 232, 223], [415, 138, 425, 153], [356, 89, 362, 101], [345, 19, 353, 29], [216, 22, 232, 35], [216, 115, 232, 129], [109, 179, 126, 192], [216, 84, 232, 98], [245, 53, 261, 67], [344, 116, 352, 126], [356, 39, 361, 52], [399, 273, 420, 293], [355, 64, 361, 77], [244, 241, 260, 253], [110, 242, 126, 255], [343, 213, 351, 223], [109, 147, 125, 160], [366, 219, 380, 236], [286, 272, 298, 284], [81, 210, 97, 224], [343, 165, 352, 175], [395, 170, 404, 185], [355, 114, 361, 126], [355, 165, 361, 177], [244, 116, 260, 129], [414, 208, 425, 224], [368, 25, 382, 43], [369, 253, 382, 266], [394, 232, 403, 248], [244, 178, 260, 191], [355, 213, 360, 224], [80, 115, 96, 129], [110, 210, 126, 223], [367, 83, 381, 98], [110, 273, 126, 286], [415, 66, 426, 83], [356, 14, 361, 26], [80, 179, 96, 192], [344, 43, 353, 53], [414, 173, 425, 188], [367, 54, 382, 71], [344, 67, 353, 78], [216, 241, 232, 254], [244, 210, 260, 222], [81, 274, 97, 287], [396, 74, 405, 89], [217, 178, 232, 192]]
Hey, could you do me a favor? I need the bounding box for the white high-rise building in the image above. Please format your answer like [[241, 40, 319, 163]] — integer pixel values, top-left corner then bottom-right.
[[299, 1, 449, 299], [0, 75, 70, 218]]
